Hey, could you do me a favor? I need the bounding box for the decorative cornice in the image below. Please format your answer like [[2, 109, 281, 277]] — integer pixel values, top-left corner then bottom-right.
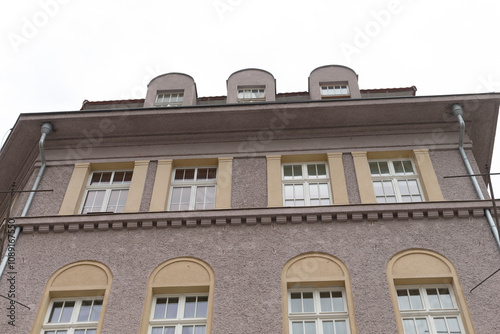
[[12, 200, 493, 234]]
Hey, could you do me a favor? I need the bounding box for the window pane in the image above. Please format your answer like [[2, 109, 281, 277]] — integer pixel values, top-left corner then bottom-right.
[[151, 328, 163, 334], [292, 322, 304, 334], [383, 181, 395, 195], [49, 302, 63, 322], [295, 185, 304, 200], [77, 300, 92, 322], [74, 330, 85, 334], [447, 317, 461, 333], [319, 183, 329, 198], [284, 166, 293, 179], [293, 165, 302, 179], [373, 181, 384, 196], [398, 180, 410, 195], [408, 180, 420, 195], [291, 293, 302, 312], [394, 161, 404, 174], [207, 168, 217, 180], [427, 288, 441, 309], [195, 186, 215, 210], [164, 327, 176, 334], [174, 169, 185, 180], [317, 164, 326, 177], [320, 292, 332, 312], [166, 297, 179, 319], [332, 291, 344, 311], [403, 161, 414, 173], [89, 300, 102, 322], [309, 184, 319, 199], [403, 319, 417, 334], [369, 162, 380, 175], [434, 318, 448, 333], [415, 319, 429, 334], [60, 301, 75, 322], [154, 298, 167, 319], [82, 190, 106, 213], [322, 321, 334, 334], [194, 325, 206, 334], [170, 187, 191, 211], [304, 321, 316, 334], [379, 162, 390, 175], [303, 292, 314, 312], [184, 169, 195, 180], [197, 296, 208, 318], [307, 164, 317, 177], [182, 326, 194, 334], [409, 289, 423, 309], [397, 290, 411, 310], [335, 320, 347, 334], [439, 288, 453, 309], [184, 296, 196, 318], [107, 189, 128, 213], [197, 168, 208, 180]]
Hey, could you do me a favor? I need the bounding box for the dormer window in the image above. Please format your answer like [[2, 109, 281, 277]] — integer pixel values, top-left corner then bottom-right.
[[237, 87, 265, 103], [155, 91, 184, 107], [320, 84, 350, 98]]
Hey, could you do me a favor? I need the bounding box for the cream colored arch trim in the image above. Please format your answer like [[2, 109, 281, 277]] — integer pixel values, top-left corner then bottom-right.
[[30, 261, 113, 334], [139, 257, 215, 334], [387, 249, 475, 333], [281, 252, 358, 334]]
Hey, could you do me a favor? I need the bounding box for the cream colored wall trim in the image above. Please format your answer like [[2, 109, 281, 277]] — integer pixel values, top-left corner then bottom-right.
[[267, 155, 282, 207], [124, 160, 150, 212], [215, 157, 233, 209], [149, 160, 173, 212], [281, 253, 358, 334], [387, 249, 475, 334], [139, 257, 215, 334], [352, 152, 377, 204], [30, 261, 113, 334], [58, 163, 91, 215], [327, 153, 349, 205], [412, 149, 444, 201]]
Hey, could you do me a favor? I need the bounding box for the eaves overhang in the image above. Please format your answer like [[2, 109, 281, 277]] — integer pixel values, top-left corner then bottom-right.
[[1, 93, 499, 211]]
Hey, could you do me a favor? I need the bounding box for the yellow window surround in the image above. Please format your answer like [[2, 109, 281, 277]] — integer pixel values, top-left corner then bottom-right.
[[267, 153, 349, 208], [353, 149, 444, 204], [30, 261, 113, 334], [281, 253, 358, 334], [149, 157, 233, 211], [58, 161, 150, 215], [387, 249, 475, 333], [139, 257, 215, 334]]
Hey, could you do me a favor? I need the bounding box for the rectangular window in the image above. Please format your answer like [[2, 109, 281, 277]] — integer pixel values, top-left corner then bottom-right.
[[42, 298, 103, 334], [237, 87, 265, 103], [155, 91, 184, 107], [320, 84, 350, 98], [369, 159, 424, 203], [282, 163, 331, 207], [397, 285, 464, 334], [81, 171, 133, 214], [169, 167, 217, 211], [150, 294, 208, 334], [288, 288, 350, 334]]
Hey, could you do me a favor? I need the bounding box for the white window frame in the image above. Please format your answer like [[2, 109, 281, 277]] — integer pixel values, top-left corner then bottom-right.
[[155, 91, 184, 107], [149, 293, 209, 334], [80, 170, 133, 214], [320, 84, 350, 98], [168, 166, 217, 211], [369, 159, 425, 203], [397, 284, 465, 334], [41, 297, 103, 334], [288, 288, 350, 334], [282, 162, 332, 207], [237, 87, 265, 103]]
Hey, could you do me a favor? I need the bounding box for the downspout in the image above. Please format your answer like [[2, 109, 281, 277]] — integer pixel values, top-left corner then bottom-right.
[[451, 104, 500, 249], [0, 122, 53, 279]]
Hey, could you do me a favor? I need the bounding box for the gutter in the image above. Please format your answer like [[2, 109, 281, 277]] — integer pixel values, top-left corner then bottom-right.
[[0, 123, 53, 279], [451, 104, 500, 249]]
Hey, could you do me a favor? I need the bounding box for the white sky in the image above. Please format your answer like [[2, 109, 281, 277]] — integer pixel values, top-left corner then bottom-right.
[[1, 0, 500, 193]]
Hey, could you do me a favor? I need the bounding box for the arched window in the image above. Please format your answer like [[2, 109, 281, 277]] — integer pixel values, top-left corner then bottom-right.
[[31, 261, 113, 334], [387, 249, 474, 334], [139, 257, 215, 334], [281, 253, 357, 334]]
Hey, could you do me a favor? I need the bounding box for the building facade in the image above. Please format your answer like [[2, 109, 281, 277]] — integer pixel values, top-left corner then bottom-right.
[[1, 65, 499, 334]]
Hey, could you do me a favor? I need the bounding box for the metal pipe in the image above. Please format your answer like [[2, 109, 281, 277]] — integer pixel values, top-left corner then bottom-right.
[[451, 104, 500, 248], [0, 122, 53, 278]]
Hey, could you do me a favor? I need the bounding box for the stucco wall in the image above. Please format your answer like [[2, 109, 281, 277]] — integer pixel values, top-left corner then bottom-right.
[[2, 216, 499, 334], [231, 157, 267, 208]]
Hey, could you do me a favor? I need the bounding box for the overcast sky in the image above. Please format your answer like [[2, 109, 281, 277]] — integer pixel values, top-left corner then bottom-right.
[[1, 0, 500, 191]]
